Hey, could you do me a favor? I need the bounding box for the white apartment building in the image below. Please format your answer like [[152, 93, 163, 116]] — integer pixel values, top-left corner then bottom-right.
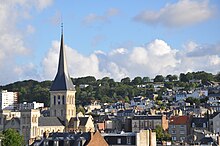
[[0, 90, 18, 110]]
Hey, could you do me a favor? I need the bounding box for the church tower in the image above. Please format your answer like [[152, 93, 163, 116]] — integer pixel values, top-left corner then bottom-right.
[[50, 26, 76, 126]]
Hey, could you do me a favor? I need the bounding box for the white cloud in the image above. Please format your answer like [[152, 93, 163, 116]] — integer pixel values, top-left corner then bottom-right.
[[0, 0, 53, 85], [42, 39, 220, 82], [42, 41, 109, 80], [134, 0, 215, 27], [82, 8, 120, 26], [35, 0, 53, 10], [110, 48, 128, 56]]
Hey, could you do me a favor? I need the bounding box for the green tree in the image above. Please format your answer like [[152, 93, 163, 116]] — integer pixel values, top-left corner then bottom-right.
[[179, 73, 188, 82], [154, 125, 171, 141], [143, 77, 151, 83], [214, 72, 220, 82], [185, 97, 200, 105], [124, 96, 130, 103], [154, 75, 164, 82], [121, 77, 131, 85], [132, 77, 142, 85], [2, 129, 24, 146]]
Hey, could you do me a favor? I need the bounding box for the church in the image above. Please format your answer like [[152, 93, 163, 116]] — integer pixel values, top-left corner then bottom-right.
[[0, 27, 95, 145]]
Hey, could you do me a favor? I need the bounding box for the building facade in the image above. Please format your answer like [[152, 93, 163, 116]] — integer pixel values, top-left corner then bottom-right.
[[132, 115, 168, 132], [0, 90, 18, 110]]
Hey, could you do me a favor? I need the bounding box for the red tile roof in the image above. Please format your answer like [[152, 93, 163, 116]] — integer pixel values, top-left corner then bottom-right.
[[169, 116, 189, 125]]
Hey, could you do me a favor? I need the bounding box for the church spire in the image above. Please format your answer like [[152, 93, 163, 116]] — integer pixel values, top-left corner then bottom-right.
[[50, 24, 75, 91]]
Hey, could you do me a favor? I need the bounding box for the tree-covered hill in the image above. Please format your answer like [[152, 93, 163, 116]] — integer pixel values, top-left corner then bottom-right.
[[0, 71, 220, 106]]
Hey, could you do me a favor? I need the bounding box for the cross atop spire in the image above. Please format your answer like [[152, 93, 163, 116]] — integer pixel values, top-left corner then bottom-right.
[[61, 22, 63, 35], [50, 26, 75, 91]]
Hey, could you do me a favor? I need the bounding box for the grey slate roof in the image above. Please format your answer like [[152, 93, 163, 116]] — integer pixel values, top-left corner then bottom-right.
[[38, 117, 64, 126], [191, 117, 208, 128], [68, 117, 89, 128], [50, 34, 75, 91]]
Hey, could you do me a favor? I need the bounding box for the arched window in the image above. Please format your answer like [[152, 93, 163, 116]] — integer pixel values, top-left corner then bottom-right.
[[58, 95, 61, 104]]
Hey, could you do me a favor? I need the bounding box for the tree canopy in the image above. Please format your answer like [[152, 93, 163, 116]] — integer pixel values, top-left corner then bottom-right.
[[2, 129, 24, 146]]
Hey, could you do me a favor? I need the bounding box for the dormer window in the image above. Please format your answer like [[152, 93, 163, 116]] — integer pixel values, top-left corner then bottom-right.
[[192, 123, 195, 128], [117, 138, 121, 144], [203, 123, 206, 128]]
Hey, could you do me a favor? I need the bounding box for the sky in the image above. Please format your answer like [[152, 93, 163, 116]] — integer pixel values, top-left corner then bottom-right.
[[0, 0, 220, 85]]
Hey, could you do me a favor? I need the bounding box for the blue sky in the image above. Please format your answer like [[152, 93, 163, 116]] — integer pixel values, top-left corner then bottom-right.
[[0, 0, 220, 85]]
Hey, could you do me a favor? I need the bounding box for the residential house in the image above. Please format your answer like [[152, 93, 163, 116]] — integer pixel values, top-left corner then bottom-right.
[[68, 115, 95, 132], [103, 129, 156, 146], [132, 115, 168, 132], [19, 101, 44, 110], [175, 92, 187, 101], [169, 115, 191, 142], [84, 100, 101, 113], [191, 117, 209, 133], [207, 94, 220, 112], [187, 89, 208, 99], [130, 96, 147, 109], [209, 112, 220, 133]]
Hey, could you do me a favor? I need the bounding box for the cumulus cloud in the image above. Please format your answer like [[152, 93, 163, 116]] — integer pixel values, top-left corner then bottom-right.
[[82, 8, 120, 26], [42, 38, 220, 82], [134, 0, 215, 27], [0, 0, 53, 85], [42, 41, 109, 80]]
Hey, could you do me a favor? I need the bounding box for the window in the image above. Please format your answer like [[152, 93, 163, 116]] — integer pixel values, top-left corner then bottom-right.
[[180, 125, 184, 128], [58, 95, 60, 104], [180, 130, 185, 134], [172, 137, 176, 141], [127, 137, 131, 144], [171, 125, 175, 128], [134, 122, 137, 128], [117, 138, 121, 144], [172, 130, 176, 134], [192, 123, 195, 128], [54, 96, 56, 105], [180, 137, 185, 141], [62, 95, 65, 104], [141, 121, 144, 128]]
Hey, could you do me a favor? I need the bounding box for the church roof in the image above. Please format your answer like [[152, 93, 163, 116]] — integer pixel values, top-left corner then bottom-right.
[[38, 117, 64, 126], [50, 32, 75, 91]]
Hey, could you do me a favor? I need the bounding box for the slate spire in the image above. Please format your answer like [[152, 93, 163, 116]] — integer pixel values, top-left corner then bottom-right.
[[50, 24, 75, 91]]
